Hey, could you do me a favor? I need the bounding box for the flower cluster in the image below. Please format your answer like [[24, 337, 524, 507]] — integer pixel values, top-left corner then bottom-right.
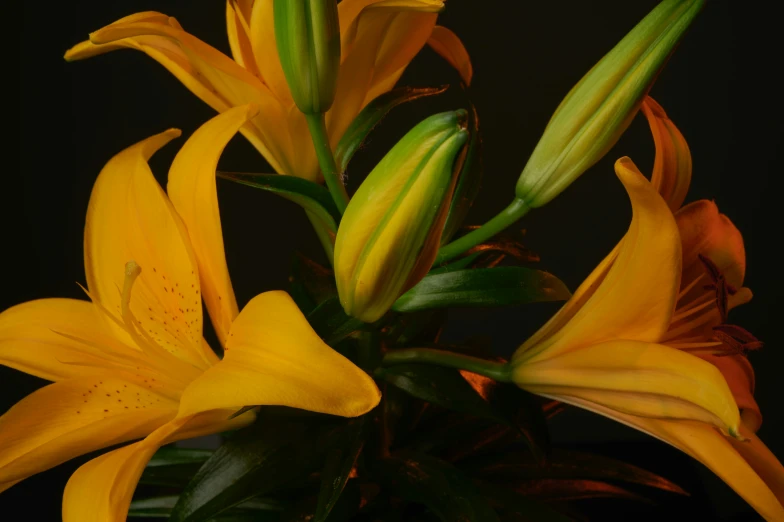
[[2, 1, 782, 520]]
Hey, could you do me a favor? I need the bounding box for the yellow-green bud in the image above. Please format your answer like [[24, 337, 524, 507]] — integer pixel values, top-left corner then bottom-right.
[[273, 0, 340, 114], [334, 111, 469, 323], [516, 0, 704, 207]]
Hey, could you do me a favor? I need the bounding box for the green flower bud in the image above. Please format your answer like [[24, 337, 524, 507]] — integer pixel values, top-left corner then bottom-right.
[[516, 0, 704, 207], [273, 0, 340, 114], [334, 110, 469, 323]]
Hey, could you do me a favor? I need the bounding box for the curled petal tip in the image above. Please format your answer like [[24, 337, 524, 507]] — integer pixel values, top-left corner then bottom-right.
[[243, 103, 261, 120], [162, 128, 183, 139]]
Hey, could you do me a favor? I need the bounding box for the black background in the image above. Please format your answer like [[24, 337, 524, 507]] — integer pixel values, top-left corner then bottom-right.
[[4, 1, 782, 520]]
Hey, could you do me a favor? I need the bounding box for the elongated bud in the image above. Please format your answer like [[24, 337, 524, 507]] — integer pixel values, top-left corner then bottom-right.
[[516, 0, 704, 207], [334, 111, 469, 323], [274, 0, 340, 114]]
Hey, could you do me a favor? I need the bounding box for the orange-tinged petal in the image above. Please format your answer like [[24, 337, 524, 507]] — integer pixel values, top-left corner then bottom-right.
[[703, 354, 761, 432], [328, 1, 441, 146], [168, 106, 259, 345], [515, 158, 681, 362], [641, 96, 692, 210], [675, 199, 747, 289], [84, 129, 216, 373], [730, 428, 784, 509], [226, 0, 260, 76], [0, 374, 177, 487], [248, 0, 293, 106], [545, 395, 784, 521], [0, 299, 142, 382], [368, 11, 437, 93], [178, 291, 381, 418], [427, 25, 473, 85], [513, 340, 740, 434]]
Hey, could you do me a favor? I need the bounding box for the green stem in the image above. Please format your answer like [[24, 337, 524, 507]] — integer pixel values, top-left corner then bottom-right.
[[304, 210, 335, 266], [305, 112, 349, 214], [434, 198, 530, 266], [382, 348, 511, 382]]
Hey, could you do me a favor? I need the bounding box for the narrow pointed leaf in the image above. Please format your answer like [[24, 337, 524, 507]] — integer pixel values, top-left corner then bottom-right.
[[377, 451, 500, 521], [218, 171, 340, 232], [169, 414, 344, 522], [139, 447, 214, 487], [314, 418, 366, 522], [128, 496, 284, 519], [307, 296, 366, 345], [335, 86, 449, 173], [376, 364, 498, 421], [469, 448, 687, 495], [392, 267, 570, 313], [375, 364, 549, 460]]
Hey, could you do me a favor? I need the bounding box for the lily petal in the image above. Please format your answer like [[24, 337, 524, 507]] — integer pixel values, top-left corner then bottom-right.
[[62, 440, 158, 522], [0, 374, 177, 487], [328, 1, 440, 147], [84, 129, 217, 373], [641, 96, 692, 210], [61, 409, 254, 522], [515, 158, 681, 362], [675, 199, 747, 289], [427, 25, 473, 85], [513, 339, 740, 434], [548, 395, 784, 521], [0, 299, 141, 381], [226, 0, 260, 76], [248, 0, 293, 106], [703, 354, 761, 433], [68, 14, 291, 175], [178, 291, 381, 418], [168, 106, 259, 345]]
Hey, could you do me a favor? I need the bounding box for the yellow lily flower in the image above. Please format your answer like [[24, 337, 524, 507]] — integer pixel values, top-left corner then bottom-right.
[[64, 1, 471, 181], [0, 106, 380, 521], [511, 98, 784, 520]]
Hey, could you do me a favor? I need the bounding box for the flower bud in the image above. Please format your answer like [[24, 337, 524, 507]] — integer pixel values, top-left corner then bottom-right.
[[273, 0, 340, 114], [516, 0, 704, 208], [334, 111, 469, 323]]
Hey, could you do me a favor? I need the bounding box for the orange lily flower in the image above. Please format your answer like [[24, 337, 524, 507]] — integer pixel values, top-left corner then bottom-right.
[[511, 98, 783, 520], [0, 106, 380, 521], [63, 1, 471, 181]]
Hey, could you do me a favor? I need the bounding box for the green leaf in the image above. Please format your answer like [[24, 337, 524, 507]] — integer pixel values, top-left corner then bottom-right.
[[147, 447, 214, 467], [335, 86, 449, 173], [128, 496, 283, 519], [469, 448, 687, 495], [377, 451, 500, 522], [376, 364, 498, 422], [139, 447, 214, 487], [314, 418, 365, 522], [442, 104, 482, 244], [169, 412, 345, 522], [392, 267, 570, 313], [307, 296, 366, 345], [217, 171, 340, 232], [377, 364, 549, 461]]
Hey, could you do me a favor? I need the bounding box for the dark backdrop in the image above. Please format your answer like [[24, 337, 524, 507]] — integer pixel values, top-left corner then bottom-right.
[[4, 1, 782, 520]]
